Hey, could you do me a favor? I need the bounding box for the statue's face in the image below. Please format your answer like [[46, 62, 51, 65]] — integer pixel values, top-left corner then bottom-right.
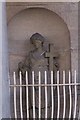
[[32, 39, 42, 48]]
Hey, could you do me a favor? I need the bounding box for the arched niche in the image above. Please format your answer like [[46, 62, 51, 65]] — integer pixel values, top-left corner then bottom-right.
[[8, 8, 71, 73]]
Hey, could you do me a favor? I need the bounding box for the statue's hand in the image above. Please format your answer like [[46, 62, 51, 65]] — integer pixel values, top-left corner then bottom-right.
[[18, 61, 30, 77], [18, 62, 26, 77], [55, 62, 59, 69], [18, 62, 24, 69]]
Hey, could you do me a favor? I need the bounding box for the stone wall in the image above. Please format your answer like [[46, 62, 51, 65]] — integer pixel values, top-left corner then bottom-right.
[[6, 2, 79, 118], [7, 2, 78, 79]]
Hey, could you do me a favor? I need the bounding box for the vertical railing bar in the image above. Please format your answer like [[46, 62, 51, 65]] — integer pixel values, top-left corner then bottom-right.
[[26, 71, 29, 118], [63, 71, 66, 119], [13, 72, 17, 118], [69, 71, 72, 119], [51, 71, 54, 119], [20, 71, 23, 119], [32, 71, 35, 118], [45, 71, 47, 119], [57, 71, 60, 119], [39, 71, 41, 119], [73, 70, 77, 119]]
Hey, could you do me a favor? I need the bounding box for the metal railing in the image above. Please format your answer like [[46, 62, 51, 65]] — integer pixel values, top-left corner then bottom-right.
[[9, 70, 80, 119]]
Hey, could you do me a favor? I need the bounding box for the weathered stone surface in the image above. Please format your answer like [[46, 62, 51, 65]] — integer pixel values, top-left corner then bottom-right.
[[7, 2, 79, 118]]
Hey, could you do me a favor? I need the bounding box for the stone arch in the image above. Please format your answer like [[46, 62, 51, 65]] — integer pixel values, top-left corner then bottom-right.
[[7, 5, 69, 29], [8, 7, 71, 73]]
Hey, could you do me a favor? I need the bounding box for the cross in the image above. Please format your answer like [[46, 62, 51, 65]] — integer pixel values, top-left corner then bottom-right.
[[45, 43, 59, 71]]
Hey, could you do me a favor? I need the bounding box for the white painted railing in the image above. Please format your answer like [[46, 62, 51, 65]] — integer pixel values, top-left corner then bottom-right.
[[26, 71, 29, 119], [9, 71, 80, 119]]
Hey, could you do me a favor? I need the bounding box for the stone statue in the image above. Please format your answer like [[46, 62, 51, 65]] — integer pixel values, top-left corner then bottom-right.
[[18, 33, 59, 118]]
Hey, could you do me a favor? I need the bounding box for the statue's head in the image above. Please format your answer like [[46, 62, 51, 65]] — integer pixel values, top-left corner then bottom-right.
[[30, 33, 45, 48]]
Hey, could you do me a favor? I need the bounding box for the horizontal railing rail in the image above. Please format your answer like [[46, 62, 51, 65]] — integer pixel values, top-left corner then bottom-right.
[[9, 70, 80, 119]]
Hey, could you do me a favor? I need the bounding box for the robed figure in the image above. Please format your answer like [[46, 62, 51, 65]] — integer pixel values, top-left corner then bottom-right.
[[18, 33, 59, 118]]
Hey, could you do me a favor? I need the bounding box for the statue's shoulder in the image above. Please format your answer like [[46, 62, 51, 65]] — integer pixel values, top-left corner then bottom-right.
[[29, 49, 36, 56], [26, 51, 34, 60], [29, 50, 33, 57], [25, 49, 37, 62]]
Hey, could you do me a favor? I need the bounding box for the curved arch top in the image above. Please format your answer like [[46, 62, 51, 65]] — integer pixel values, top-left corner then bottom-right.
[[8, 7, 71, 72], [7, 4, 69, 30]]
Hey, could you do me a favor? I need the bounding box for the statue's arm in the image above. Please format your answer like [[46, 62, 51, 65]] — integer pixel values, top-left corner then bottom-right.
[[17, 54, 30, 76], [18, 62, 26, 74]]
